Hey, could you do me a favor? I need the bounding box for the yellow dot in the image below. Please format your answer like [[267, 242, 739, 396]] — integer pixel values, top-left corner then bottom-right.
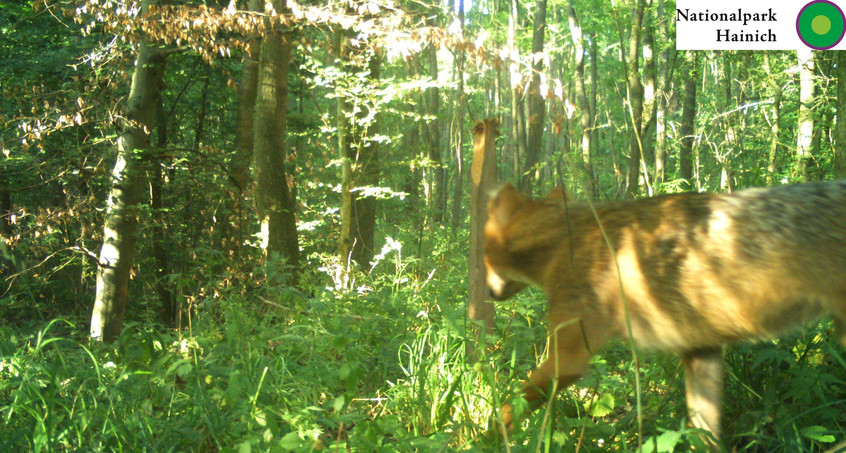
[[812, 15, 832, 35]]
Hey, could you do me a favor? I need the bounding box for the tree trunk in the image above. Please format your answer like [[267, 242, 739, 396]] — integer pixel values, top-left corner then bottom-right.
[[467, 119, 499, 358], [522, 0, 547, 194], [640, 7, 657, 194], [795, 48, 815, 181], [835, 51, 846, 178], [623, 0, 646, 198], [253, 0, 300, 282], [0, 170, 11, 238], [509, 0, 527, 186], [350, 55, 381, 266], [90, 31, 164, 341], [153, 97, 175, 328], [654, 0, 670, 186], [567, 0, 596, 198], [336, 24, 381, 269], [679, 51, 698, 189], [720, 58, 735, 192], [229, 0, 261, 261], [451, 0, 466, 235], [589, 32, 599, 191], [425, 41, 446, 222]]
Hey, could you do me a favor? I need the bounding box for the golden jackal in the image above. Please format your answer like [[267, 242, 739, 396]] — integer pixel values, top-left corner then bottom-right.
[[484, 181, 846, 443]]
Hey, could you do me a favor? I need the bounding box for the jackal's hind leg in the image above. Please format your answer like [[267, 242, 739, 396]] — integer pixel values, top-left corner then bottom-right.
[[681, 348, 724, 447]]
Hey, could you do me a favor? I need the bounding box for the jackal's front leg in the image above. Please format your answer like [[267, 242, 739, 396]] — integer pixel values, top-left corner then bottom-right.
[[499, 316, 601, 431]]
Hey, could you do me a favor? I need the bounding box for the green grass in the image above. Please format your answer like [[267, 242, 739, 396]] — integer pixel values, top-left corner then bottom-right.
[[2, 258, 845, 452]]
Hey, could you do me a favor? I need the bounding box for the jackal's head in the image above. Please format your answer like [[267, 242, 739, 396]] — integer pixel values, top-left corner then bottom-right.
[[484, 183, 566, 301], [483, 183, 531, 301]]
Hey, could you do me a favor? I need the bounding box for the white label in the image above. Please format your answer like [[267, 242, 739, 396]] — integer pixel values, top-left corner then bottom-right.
[[676, 0, 846, 50]]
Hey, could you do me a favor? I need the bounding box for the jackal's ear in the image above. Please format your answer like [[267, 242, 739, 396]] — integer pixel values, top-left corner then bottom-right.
[[488, 183, 525, 223]]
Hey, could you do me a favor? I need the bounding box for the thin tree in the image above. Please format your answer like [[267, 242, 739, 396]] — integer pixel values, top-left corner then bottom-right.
[[567, 0, 596, 197], [653, 0, 672, 186], [835, 51, 846, 178], [679, 50, 698, 190], [230, 0, 262, 261], [450, 0, 466, 234], [763, 53, 783, 185], [509, 0, 527, 184], [619, 0, 646, 198], [467, 119, 498, 358], [522, 0, 547, 194], [795, 48, 815, 181], [91, 5, 165, 341]]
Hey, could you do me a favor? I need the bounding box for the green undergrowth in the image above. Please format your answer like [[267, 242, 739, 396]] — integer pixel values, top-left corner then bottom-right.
[[2, 263, 845, 451]]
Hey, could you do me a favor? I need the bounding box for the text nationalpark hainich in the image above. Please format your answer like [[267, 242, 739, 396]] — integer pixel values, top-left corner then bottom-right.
[[677, 8, 778, 42]]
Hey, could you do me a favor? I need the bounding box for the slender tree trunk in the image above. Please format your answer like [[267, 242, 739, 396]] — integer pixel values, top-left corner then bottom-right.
[[253, 0, 300, 282], [640, 8, 656, 194], [654, 0, 674, 188], [720, 58, 735, 192], [567, 0, 596, 198], [0, 170, 11, 238], [509, 0, 527, 184], [153, 97, 175, 328], [589, 32, 599, 191], [795, 48, 815, 181], [336, 23, 381, 269], [522, 0, 547, 194], [91, 31, 164, 341], [193, 76, 209, 152], [229, 0, 261, 261], [425, 41, 446, 222], [679, 51, 698, 189], [835, 51, 846, 178], [350, 54, 380, 266], [622, 0, 646, 198], [467, 119, 499, 358], [451, 0, 466, 235]]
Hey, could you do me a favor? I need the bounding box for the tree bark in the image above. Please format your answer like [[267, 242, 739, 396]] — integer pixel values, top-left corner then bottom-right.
[[350, 55, 380, 266], [451, 0, 466, 235], [91, 31, 164, 341], [253, 0, 300, 282], [623, 0, 646, 198], [835, 51, 846, 178], [425, 40, 446, 222], [654, 0, 670, 186], [0, 170, 11, 238], [467, 119, 499, 358], [153, 96, 175, 328], [795, 48, 815, 181], [522, 0, 547, 194], [336, 23, 381, 269], [509, 0, 527, 186], [679, 51, 698, 189], [229, 0, 261, 261], [567, 0, 596, 198]]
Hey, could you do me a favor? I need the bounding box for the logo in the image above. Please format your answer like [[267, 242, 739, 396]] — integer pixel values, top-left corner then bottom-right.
[[796, 0, 846, 49]]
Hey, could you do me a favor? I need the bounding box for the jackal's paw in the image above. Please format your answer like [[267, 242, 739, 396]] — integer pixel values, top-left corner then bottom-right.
[[484, 403, 515, 442]]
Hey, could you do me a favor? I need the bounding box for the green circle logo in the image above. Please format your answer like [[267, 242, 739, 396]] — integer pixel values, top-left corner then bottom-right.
[[797, 0, 846, 50]]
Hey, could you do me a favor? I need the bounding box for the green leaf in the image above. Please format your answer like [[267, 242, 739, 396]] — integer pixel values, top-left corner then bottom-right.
[[339, 363, 351, 380], [334, 394, 346, 412], [639, 430, 682, 453], [253, 408, 266, 427], [279, 432, 305, 449], [588, 393, 615, 417], [800, 425, 835, 443]]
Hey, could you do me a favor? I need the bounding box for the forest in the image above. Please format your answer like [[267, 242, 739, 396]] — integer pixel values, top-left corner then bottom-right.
[[1, 0, 845, 451]]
